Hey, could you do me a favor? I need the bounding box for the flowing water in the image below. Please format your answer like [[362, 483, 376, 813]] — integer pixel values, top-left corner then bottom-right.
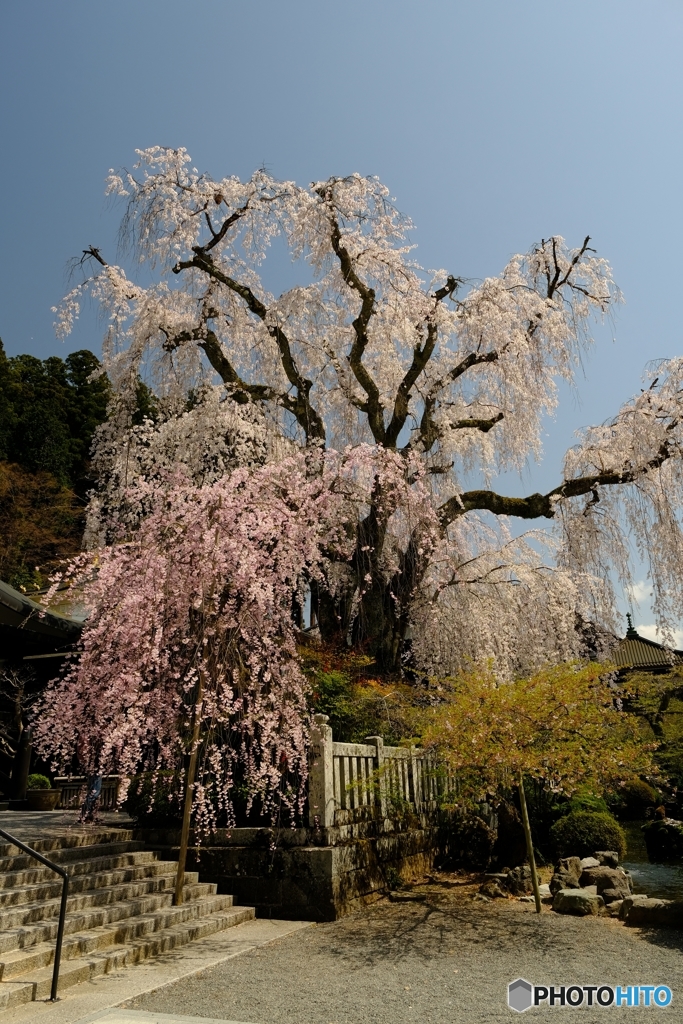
[[622, 821, 683, 900]]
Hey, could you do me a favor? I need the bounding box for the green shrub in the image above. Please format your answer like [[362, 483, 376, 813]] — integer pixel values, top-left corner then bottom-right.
[[124, 772, 183, 826], [550, 810, 626, 860], [308, 666, 414, 744], [612, 779, 659, 819], [26, 773, 51, 790], [566, 787, 610, 816]]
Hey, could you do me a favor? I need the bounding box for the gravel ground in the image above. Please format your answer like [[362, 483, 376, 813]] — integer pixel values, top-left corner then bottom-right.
[[127, 877, 683, 1023]]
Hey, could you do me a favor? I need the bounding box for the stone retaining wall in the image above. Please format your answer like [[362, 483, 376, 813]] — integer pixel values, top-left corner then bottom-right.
[[135, 823, 438, 921]]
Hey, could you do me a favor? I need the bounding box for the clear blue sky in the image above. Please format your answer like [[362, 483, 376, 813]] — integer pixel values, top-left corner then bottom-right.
[[1, 0, 682, 631]]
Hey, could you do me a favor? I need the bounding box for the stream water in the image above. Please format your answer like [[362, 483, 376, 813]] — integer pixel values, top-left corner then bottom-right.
[[621, 822, 683, 900]]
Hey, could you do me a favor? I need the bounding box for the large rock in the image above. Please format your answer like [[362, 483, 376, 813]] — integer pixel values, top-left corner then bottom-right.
[[601, 886, 631, 905], [619, 894, 653, 920], [595, 850, 620, 868], [550, 856, 582, 895], [479, 879, 509, 899], [642, 819, 683, 862], [580, 856, 600, 870], [553, 887, 604, 916], [580, 865, 632, 894], [621, 896, 683, 927], [506, 864, 533, 895]]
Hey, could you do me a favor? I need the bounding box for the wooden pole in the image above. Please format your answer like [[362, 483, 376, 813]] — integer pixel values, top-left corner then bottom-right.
[[517, 771, 542, 914], [174, 673, 204, 906]]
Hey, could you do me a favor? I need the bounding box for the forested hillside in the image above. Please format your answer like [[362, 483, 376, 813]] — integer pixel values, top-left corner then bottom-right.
[[0, 340, 109, 590]]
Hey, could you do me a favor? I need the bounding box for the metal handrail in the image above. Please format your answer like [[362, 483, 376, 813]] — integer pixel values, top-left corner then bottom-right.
[[0, 828, 69, 1002]]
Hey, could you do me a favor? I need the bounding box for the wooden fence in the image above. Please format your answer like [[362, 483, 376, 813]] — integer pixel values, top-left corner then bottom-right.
[[308, 714, 450, 827], [53, 721, 449, 829], [54, 775, 122, 811]]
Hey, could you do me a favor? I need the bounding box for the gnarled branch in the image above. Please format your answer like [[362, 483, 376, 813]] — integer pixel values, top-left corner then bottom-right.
[[172, 252, 325, 442]]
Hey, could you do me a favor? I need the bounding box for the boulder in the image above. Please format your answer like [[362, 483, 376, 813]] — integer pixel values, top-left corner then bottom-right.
[[607, 899, 624, 917], [559, 855, 582, 878], [595, 850, 620, 868], [580, 865, 632, 894], [619, 895, 683, 927], [642, 819, 683, 862], [580, 856, 600, 870], [601, 886, 631, 905], [549, 856, 582, 895], [479, 880, 509, 899], [553, 888, 604, 916], [618, 894, 652, 920], [506, 864, 534, 895], [621, 896, 683, 927]]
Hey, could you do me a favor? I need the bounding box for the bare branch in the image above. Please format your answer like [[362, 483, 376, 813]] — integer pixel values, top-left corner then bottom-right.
[[438, 433, 679, 528], [172, 252, 325, 443], [320, 188, 386, 444]]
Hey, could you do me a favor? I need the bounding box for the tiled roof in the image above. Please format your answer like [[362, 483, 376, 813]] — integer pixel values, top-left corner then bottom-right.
[[614, 633, 682, 669]]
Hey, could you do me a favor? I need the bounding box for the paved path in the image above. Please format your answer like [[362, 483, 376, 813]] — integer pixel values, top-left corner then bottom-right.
[[126, 884, 683, 1024], [79, 1012, 252, 1024], [1, 920, 309, 1024], [0, 810, 133, 840]]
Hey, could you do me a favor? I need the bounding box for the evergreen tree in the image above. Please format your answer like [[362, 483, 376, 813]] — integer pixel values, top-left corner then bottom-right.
[[0, 339, 109, 491]]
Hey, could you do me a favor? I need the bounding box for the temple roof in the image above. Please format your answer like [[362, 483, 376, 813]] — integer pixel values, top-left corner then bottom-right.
[[613, 617, 682, 670], [0, 579, 82, 661]]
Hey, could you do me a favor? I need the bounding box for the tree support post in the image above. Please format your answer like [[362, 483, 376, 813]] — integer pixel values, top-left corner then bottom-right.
[[175, 674, 204, 906], [517, 771, 542, 914]]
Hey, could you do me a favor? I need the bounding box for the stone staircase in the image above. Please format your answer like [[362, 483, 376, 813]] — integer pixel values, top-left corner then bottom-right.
[[0, 828, 254, 1010]]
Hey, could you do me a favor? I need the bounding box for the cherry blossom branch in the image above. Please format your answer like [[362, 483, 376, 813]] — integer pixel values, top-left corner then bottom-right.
[[438, 434, 679, 527], [172, 252, 326, 443], [322, 191, 386, 445], [384, 277, 461, 449]]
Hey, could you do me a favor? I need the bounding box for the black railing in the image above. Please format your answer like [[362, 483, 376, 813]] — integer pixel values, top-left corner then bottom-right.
[[0, 828, 69, 1002]]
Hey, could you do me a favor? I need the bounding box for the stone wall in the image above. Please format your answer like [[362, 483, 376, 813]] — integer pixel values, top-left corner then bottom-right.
[[133, 717, 449, 921], [135, 822, 439, 921]]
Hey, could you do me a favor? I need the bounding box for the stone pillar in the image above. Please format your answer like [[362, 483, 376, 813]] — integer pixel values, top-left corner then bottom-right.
[[309, 714, 335, 828], [365, 735, 387, 820]]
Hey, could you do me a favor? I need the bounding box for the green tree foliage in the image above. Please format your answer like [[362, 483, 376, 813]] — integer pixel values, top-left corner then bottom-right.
[[610, 778, 659, 819], [623, 668, 683, 791], [0, 339, 111, 589], [420, 662, 656, 795], [0, 463, 84, 590], [0, 339, 110, 492], [302, 644, 417, 744]]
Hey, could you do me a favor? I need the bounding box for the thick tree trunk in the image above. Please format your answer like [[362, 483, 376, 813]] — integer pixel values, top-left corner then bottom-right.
[[311, 568, 413, 675], [11, 727, 32, 800]]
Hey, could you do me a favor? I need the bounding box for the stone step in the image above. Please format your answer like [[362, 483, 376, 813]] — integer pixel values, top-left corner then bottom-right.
[[0, 860, 197, 909], [0, 839, 146, 875], [0, 875, 213, 930], [0, 830, 135, 860], [0, 904, 255, 1010], [0, 893, 236, 980], [0, 849, 161, 889], [0, 881, 222, 949]]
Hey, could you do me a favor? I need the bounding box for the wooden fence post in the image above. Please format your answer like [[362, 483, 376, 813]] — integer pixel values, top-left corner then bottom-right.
[[309, 714, 335, 827], [365, 735, 387, 820]]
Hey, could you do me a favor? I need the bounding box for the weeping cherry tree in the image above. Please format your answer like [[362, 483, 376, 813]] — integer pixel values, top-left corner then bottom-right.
[[54, 147, 683, 678]]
